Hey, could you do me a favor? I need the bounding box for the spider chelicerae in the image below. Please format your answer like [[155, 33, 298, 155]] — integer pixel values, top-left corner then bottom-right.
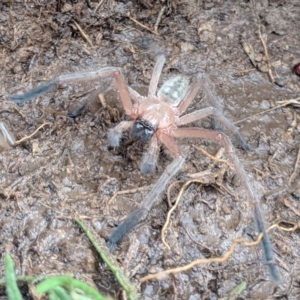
[[8, 54, 280, 283]]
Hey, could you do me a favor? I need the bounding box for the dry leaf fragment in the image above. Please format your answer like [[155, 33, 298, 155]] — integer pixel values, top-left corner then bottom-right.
[[241, 41, 256, 67]]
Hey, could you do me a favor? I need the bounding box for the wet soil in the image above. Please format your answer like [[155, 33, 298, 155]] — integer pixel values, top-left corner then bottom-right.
[[1, 0, 300, 299]]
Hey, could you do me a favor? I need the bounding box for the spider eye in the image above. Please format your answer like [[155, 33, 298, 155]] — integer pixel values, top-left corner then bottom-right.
[[135, 123, 144, 129], [144, 128, 153, 136]]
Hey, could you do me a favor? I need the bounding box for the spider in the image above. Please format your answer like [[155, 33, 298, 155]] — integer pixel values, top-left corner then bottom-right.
[[8, 54, 280, 283]]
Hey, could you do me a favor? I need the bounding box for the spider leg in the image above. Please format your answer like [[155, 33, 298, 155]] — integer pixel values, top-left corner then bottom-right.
[[8, 67, 120, 104], [157, 131, 182, 157], [178, 107, 253, 152], [107, 121, 134, 147], [178, 107, 215, 125], [148, 54, 166, 97], [8, 79, 58, 103], [171, 127, 280, 283], [140, 135, 159, 174], [67, 103, 87, 118], [203, 75, 253, 147], [8, 66, 139, 120], [128, 87, 146, 103], [177, 73, 203, 115], [203, 74, 225, 111], [107, 155, 185, 252], [112, 70, 134, 115], [107, 207, 145, 252], [67, 83, 112, 117], [177, 74, 253, 151]]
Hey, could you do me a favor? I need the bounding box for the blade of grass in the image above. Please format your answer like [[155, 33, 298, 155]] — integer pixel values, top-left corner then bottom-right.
[[0, 275, 36, 285], [75, 219, 139, 300], [70, 288, 95, 300], [228, 281, 247, 300], [49, 290, 61, 300], [35, 276, 113, 300], [52, 286, 72, 300], [219, 281, 247, 300], [4, 254, 22, 300]]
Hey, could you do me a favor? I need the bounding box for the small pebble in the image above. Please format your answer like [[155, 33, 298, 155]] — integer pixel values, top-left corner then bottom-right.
[[12, 64, 23, 74]]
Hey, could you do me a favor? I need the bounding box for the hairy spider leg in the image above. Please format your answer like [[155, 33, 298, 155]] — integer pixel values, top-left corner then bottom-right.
[[170, 127, 280, 283], [8, 79, 58, 103], [175, 74, 252, 152], [71, 71, 144, 148], [148, 54, 166, 97], [156, 131, 182, 157], [112, 70, 136, 116], [178, 107, 253, 152], [107, 155, 185, 252], [8, 67, 121, 103], [140, 135, 160, 174], [177, 73, 204, 115], [107, 121, 134, 147], [127, 87, 146, 104], [125, 55, 167, 104], [203, 77, 253, 151]]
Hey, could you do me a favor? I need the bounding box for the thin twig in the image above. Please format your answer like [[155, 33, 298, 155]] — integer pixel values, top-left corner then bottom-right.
[[142, 221, 298, 282], [234, 97, 300, 125], [278, 98, 300, 107], [98, 94, 107, 108], [139, 0, 153, 9], [94, 0, 105, 13], [127, 13, 159, 35], [154, 6, 166, 33], [161, 180, 203, 249], [251, 0, 274, 83], [107, 185, 153, 206], [288, 146, 300, 185], [166, 180, 182, 207], [73, 20, 93, 47], [286, 110, 297, 136], [143, 235, 265, 282], [193, 145, 233, 169], [258, 28, 274, 83], [15, 122, 52, 144]]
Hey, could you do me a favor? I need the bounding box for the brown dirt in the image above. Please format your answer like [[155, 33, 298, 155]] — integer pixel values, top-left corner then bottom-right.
[[1, 0, 300, 299]]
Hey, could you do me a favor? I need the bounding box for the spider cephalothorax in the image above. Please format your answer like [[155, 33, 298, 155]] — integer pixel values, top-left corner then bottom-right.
[[118, 76, 191, 155]]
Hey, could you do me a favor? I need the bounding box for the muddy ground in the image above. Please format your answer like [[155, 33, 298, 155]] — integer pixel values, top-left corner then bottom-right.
[[0, 0, 300, 299]]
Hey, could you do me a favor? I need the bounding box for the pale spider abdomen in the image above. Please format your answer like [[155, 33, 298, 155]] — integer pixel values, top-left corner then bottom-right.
[[157, 76, 189, 106]]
